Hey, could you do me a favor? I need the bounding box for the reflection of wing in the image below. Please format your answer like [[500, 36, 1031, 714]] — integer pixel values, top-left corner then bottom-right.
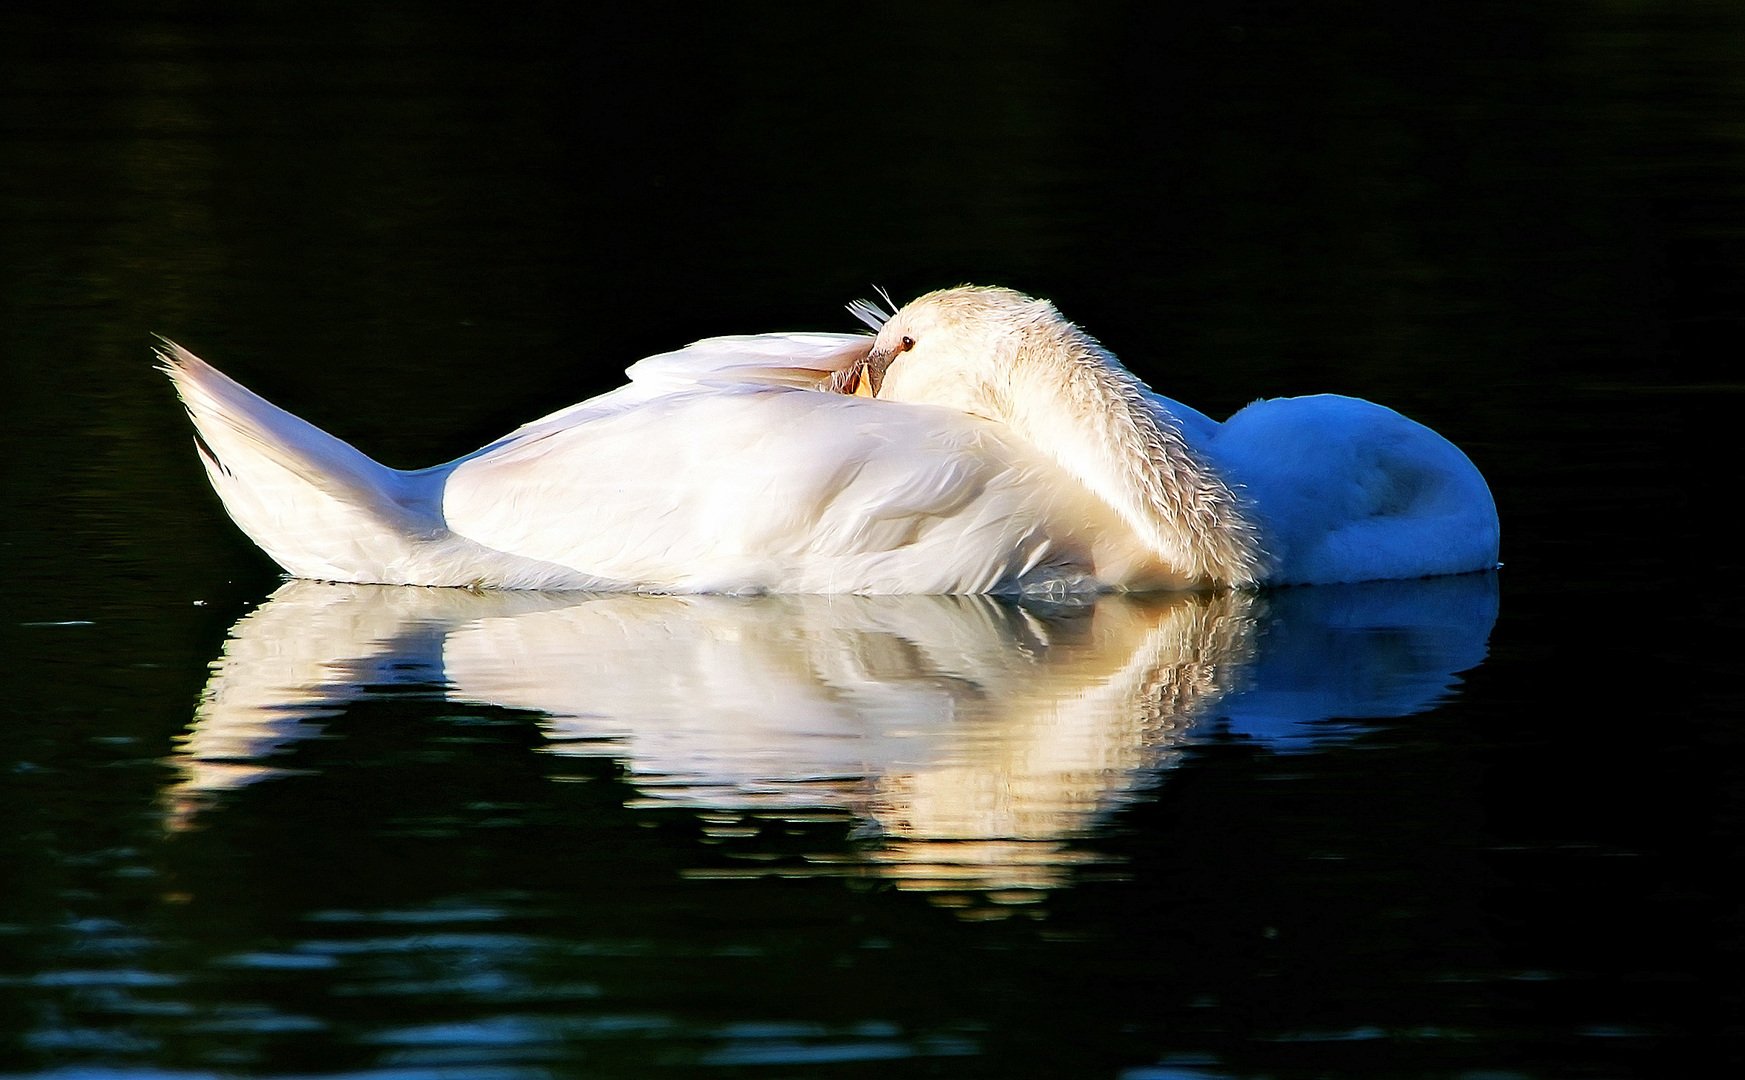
[[171, 573, 1499, 893], [439, 593, 1258, 836], [167, 586, 474, 824], [172, 585, 444, 802]]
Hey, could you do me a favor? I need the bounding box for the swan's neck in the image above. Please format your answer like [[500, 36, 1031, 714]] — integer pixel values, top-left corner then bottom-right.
[[1003, 328, 1270, 587]]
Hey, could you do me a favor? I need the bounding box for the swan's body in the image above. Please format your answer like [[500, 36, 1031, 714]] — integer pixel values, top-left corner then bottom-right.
[[162, 286, 1498, 593]]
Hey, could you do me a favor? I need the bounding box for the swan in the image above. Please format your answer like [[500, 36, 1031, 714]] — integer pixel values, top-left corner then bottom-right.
[[160, 285, 1498, 593]]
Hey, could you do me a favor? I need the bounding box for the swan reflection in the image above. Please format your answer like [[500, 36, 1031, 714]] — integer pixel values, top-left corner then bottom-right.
[[171, 577, 1496, 899]]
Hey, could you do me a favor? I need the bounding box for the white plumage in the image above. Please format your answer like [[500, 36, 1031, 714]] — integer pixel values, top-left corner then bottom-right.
[[161, 285, 1498, 593]]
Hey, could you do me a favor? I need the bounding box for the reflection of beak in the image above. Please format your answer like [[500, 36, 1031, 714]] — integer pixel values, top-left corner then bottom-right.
[[859, 347, 895, 398]]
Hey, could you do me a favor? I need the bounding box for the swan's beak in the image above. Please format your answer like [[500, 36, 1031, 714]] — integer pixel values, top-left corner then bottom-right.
[[859, 347, 895, 398]]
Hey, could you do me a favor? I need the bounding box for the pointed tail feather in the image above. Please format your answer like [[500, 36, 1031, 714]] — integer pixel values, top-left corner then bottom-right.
[[158, 340, 442, 583]]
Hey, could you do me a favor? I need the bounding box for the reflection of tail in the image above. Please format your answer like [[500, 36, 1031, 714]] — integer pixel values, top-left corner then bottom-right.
[[159, 341, 442, 584]]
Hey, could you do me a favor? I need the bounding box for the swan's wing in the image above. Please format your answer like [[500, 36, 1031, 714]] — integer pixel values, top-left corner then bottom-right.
[[624, 332, 873, 393], [436, 387, 1121, 592], [466, 333, 875, 459]]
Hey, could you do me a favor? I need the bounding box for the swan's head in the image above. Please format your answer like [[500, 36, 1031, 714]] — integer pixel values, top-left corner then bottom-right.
[[848, 285, 1271, 587], [854, 286, 1066, 419]]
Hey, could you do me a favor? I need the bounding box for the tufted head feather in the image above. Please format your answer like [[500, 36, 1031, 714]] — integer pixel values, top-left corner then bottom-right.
[[845, 285, 899, 331]]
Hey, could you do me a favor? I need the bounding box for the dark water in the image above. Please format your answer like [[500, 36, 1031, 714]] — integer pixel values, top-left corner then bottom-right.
[[4, 3, 1743, 1076]]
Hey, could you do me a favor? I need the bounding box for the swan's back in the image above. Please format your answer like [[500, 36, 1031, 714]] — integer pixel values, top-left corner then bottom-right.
[[1211, 394, 1499, 585]]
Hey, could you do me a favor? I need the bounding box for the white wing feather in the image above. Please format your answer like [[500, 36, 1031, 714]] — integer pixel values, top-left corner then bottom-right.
[[439, 388, 1127, 593], [468, 332, 873, 454]]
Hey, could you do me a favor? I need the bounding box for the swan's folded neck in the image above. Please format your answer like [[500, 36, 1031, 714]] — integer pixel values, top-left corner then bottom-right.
[[1003, 325, 1270, 587]]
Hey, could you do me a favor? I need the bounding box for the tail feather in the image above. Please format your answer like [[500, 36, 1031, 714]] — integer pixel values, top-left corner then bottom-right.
[[158, 340, 442, 583]]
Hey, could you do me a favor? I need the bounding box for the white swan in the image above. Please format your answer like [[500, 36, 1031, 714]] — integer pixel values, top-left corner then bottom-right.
[[161, 285, 1498, 593]]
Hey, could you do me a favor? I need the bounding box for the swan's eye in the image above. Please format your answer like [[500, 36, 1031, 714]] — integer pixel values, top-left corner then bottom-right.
[[900, 335, 915, 352]]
